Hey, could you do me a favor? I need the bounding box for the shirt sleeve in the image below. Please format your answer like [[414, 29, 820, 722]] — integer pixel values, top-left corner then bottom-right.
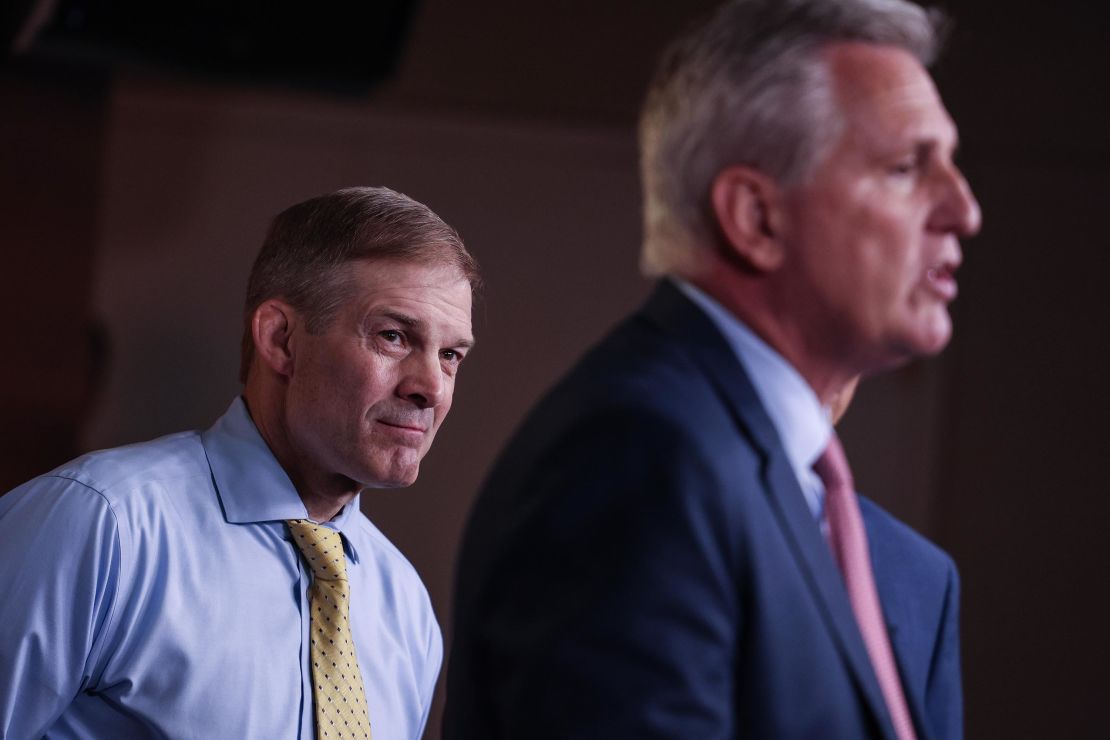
[[412, 594, 443, 740], [0, 475, 122, 738]]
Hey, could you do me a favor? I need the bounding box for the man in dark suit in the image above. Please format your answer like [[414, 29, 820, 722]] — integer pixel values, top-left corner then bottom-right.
[[444, 0, 979, 737]]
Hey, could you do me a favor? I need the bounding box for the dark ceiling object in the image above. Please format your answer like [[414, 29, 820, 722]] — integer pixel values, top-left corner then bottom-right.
[[22, 0, 420, 93], [3, 0, 48, 54]]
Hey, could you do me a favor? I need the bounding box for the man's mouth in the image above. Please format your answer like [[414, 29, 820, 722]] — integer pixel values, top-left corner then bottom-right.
[[925, 260, 960, 301], [378, 419, 427, 434]]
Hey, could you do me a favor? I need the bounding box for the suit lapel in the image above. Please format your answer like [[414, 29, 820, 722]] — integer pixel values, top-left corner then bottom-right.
[[640, 281, 897, 739], [872, 565, 924, 739], [863, 504, 930, 738]]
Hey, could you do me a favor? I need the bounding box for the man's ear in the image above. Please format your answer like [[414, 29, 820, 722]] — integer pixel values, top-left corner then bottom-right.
[[710, 166, 786, 272], [251, 300, 298, 378]]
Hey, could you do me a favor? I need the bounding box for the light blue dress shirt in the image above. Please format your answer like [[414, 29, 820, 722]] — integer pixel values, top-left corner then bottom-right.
[[675, 279, 833, 519], [0, 398, 441, 739]]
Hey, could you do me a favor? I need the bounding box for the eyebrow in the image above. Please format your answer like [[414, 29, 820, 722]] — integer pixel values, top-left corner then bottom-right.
[[920, 117, 961, 154], [382, 310, 476, 349]]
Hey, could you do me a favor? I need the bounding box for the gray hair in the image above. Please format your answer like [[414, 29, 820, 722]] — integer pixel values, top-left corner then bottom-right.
[[639, 0, 945, 275], [239, 186, 480, 382]]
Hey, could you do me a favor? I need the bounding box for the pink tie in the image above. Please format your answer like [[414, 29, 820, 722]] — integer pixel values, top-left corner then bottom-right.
[[814, 434, 917, 740]]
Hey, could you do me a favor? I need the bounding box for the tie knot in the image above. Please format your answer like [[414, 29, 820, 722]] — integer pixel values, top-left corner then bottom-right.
[[286, 519, 348, 581], [813, 433, 854, 494]]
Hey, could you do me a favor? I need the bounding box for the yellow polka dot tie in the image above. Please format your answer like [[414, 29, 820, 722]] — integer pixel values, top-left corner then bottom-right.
[[287, 519, 373, 739]]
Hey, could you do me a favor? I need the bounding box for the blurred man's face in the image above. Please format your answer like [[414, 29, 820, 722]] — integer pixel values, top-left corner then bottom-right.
[[778, 42, 981, 372], [284, 258, 473, 490]]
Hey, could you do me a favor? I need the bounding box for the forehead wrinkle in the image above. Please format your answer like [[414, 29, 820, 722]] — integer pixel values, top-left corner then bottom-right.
[[824, 44, 947, 122], [835, 81, 957, 161], [381, 310, 421, 327]]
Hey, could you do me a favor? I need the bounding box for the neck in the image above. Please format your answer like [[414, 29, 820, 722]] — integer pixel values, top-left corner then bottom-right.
[[681, 257, 862, 406], [296, 487, 357, 524], [241, 381, 360, 523]]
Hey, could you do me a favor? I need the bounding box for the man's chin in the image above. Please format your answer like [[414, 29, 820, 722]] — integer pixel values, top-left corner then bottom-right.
[[870, 324, 951, 373], [916, 315, 954, 356], [358, 460, 422, 490]]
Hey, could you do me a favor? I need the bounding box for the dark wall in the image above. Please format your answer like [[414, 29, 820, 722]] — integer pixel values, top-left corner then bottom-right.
[[929, 4, 1110, 737], [3, 2, 1108, 739], [0, 65, 106, 489]]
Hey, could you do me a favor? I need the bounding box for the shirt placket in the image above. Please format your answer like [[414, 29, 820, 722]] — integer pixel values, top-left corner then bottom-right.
[[293, 534, 316, 740]]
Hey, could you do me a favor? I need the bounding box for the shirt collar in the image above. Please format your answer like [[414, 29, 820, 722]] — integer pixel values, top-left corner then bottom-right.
[[673, 279, 832, 476], [201, 397, 362, 563]]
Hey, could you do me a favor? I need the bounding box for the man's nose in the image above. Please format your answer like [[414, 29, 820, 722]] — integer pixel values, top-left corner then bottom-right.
[[931, 165, 982, 238], [397, 352, 447, 409]]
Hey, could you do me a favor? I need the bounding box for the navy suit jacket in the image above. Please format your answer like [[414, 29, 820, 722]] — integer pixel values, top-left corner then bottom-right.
[[445, 282, 961, 739]]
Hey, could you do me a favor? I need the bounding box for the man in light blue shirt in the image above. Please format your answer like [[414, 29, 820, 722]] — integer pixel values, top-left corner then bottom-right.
[[0, 186, 480, 739]]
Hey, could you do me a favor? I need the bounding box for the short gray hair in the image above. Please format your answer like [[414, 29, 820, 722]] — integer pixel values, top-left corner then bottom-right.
[[639, 0, 944, 275], [239, 186, 480, 382]]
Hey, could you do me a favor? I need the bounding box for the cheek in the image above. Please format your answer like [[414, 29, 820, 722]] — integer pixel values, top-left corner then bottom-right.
[[433, 389, 455, 428], [424, 382, 457, 432], [856, 210, 925, 288], [347, 357, 397, 403], [803, 188, 884, 271]]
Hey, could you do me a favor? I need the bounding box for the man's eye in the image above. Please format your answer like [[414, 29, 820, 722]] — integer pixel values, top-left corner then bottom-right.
[[441, 349, 461, 362], [380, 330, 402, 343], [889, 159, 917, 176]]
